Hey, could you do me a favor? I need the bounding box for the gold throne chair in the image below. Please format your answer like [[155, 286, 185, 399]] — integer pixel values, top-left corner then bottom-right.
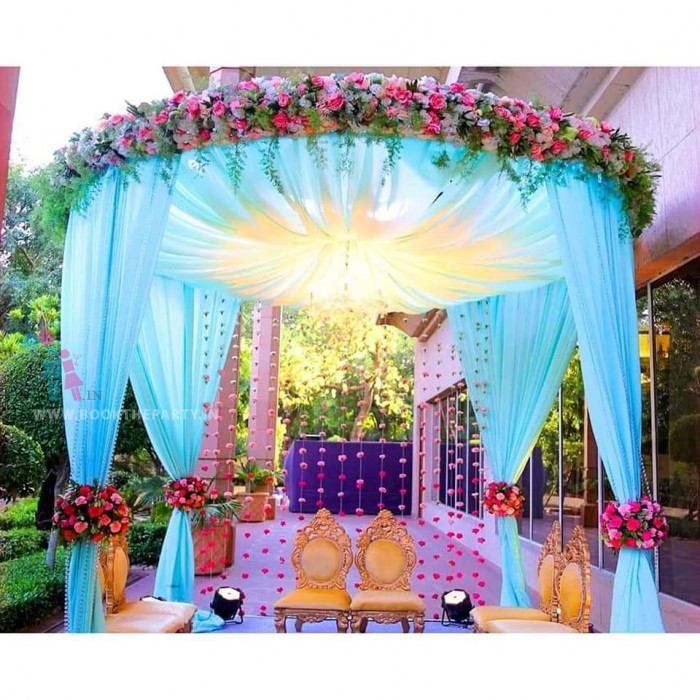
[[484, 525, 591, 633], [273, 508, 353, 633], [350, 509, 425, 633], [472, 520, 562, 632], [98, 534, 197, 633]]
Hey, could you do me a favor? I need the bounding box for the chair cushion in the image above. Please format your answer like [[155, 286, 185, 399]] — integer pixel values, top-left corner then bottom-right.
[[484, 619, 577, 633], [274, 588, 351, 611], [538, 554, 556, 608], [121, 600, 197, 623], [105, 612, 188, 633], [559, 562, 583, 623], [364, 540, 406, 586], [301, 538, 342, 584], [350, 590, 425, 613], [471, 606, 550, 627]]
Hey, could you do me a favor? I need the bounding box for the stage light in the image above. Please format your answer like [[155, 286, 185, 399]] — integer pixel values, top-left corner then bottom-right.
[[211, 586, 245, 623], [440, 589, 473, 627], [140, 595, 167, 602]]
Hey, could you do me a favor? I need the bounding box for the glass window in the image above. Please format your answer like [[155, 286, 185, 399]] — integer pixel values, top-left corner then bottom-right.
[[652, 259, 700, 606]]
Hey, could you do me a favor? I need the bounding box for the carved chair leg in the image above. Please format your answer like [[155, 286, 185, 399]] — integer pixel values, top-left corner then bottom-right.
[[274, 610, 286, 633], [359, 617, 368, 633], [350, 614, 363, 633], [401, 618, 410, 633], [294, 618, 303, 633], [414, 614, 425, 633], [336, 613, 349, 634]]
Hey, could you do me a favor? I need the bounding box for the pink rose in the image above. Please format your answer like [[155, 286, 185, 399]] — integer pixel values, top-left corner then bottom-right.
[[550, 139, 566, 155], [185, 97, 201, 117], [74, 521, 89, 534], [108, 114, 125, 125], [232, 119, 247, 132], [449, 82, 465, 93], [395, 88, 412, 104], [548, 107, 563, 121], [277, 93, 291, 108], [530, 143, 544, 161], [326, 93, 345, 111], [198, 129, 211, 141], [311, 76, 325, 88], [608, 515, 623, 529], [109, 522, 122, 534], [578, 128, 593, 141], [600, 120, 613, 134], [296, 83, 308, 95], [171, 90, 185, 104], [461, 92, 475, 107], [428, 92, 447, 110], [525, 112, 541, 128], [212, 100, 226, 118], [272, 112, 290, 130]]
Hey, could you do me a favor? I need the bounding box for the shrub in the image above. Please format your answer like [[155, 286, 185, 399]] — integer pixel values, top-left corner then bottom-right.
[[127, 521, 167, 566], [0, 548, 66, 632], [0, 497, 38, 529], [0, 527, 49, 561], [0, 423, 46, 500], [668, 516, 700, 540]]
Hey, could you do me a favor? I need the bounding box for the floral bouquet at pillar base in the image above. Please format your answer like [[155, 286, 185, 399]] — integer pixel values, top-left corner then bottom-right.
[[600, 497, 669, 551], [163, 475, 208, 512], [483, 481, 525, 517], [53, 482, 131, 544]]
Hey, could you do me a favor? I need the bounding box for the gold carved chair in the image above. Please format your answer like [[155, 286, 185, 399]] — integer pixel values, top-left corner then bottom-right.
[[484, 525, 591, 633], [97, 534, 197, 633], [472, 520, 561, 632], [273, 508, 353, 633], [350, 509, 425, 633]]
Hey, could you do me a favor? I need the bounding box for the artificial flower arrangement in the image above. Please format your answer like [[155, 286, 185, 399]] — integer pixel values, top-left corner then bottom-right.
[[600, 497, 668, 551], [53, 482, 131, 544], [162, 475, 241, 529], [49, 73, 658, 237], [483, 481, 525, 517]]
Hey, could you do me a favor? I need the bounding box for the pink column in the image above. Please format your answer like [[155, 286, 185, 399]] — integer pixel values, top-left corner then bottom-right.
[[247, 303, 282, 470]]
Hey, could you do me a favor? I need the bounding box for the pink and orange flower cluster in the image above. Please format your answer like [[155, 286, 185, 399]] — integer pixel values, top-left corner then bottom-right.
[[53, 73, 657, 236], [483, 481, 525, 517], [600, 497, 668, 550], [163, 475, 208, 512], [53, 482, 131, 544]]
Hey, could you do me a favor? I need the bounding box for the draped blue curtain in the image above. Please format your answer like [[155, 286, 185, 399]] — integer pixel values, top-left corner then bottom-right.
[[447, 280, 577, 606], [61, 157, 180, 632], [547, 169, 664, 632], [130, 276, 240, 603]]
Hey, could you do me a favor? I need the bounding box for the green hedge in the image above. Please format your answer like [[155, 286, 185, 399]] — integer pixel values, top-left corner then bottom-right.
[[0, 497, 38, 530], [0, 548, 66, 633], [0, 423, 46, 500], [0, 527, 49, 562], [127, 521, 167, 566]]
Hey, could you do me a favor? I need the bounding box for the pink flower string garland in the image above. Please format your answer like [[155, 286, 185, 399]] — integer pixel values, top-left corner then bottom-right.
[[600, 497, 668, 550]]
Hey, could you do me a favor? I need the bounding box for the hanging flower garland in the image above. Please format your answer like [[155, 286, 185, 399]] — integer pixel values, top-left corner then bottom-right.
[[51, 73, 658, 236], [53, 482, 131, 544], [600, 497, 668, 550], [483, 481, 525, 517]]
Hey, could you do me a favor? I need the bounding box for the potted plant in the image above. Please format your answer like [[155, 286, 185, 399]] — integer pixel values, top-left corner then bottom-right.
[[232, 458, 274, 522]]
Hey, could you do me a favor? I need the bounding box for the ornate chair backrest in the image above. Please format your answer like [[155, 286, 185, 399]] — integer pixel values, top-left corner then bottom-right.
[[97, 534, 130, 614], [555, 525, 591, 632], [291, 508, 353, 590], [355, 509, 417, 591], [537, 520, 562, 618]]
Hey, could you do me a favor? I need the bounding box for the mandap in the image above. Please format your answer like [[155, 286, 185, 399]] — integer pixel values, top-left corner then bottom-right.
[[52, 72, 663, 633]]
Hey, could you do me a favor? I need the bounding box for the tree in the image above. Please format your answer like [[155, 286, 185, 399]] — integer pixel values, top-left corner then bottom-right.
[[276, 306, 414, 443], [0, 423, 45, 501]]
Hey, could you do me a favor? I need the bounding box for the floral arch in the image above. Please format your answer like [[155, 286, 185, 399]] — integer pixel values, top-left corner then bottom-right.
[[54, 73, 662, 633]]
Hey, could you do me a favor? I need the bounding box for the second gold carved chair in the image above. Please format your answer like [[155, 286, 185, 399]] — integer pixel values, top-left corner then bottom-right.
[[471, 520, 561, 632], [350, 509, 425, 633], [483, 525, 591, 633], [273, 508, 353, 633]]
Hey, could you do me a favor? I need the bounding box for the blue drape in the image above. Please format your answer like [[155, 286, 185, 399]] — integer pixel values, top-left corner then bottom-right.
[[61, 158, 179, 632], [547, 170, 664, 632], [130, 276, 240, 602], [448, 280, 577, 606]]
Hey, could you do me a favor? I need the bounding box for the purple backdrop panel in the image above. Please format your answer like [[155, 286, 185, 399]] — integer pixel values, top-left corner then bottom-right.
[[284, 440, 412, 515]]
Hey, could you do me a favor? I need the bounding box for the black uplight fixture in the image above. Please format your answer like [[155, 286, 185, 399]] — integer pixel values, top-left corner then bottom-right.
[[211, 586, 245, 624], [140, 595, 167, 602], [440, 589, 473, 628]]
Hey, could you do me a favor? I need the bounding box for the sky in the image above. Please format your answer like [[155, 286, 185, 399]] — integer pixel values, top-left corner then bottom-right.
[[10, 65, 172, 167]]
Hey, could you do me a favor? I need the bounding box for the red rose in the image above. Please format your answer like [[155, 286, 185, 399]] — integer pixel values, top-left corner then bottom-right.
[[550, 140, 566, 155], [91, 533, 104, 543], [272, 112, 290, 130], [624, 538, 637, 547], [525, 113, 541, 128], [88, 505, 103, 519], [653, 517, 665, 528], [63, 530, 77, 542], [630, 501, 641, 513], [627, 517, 642, 531], [79, 486, 92, 497], [508, 132, 521, 146]]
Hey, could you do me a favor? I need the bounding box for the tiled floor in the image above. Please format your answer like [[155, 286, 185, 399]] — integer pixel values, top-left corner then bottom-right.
[[126, 512, 503, 631]]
